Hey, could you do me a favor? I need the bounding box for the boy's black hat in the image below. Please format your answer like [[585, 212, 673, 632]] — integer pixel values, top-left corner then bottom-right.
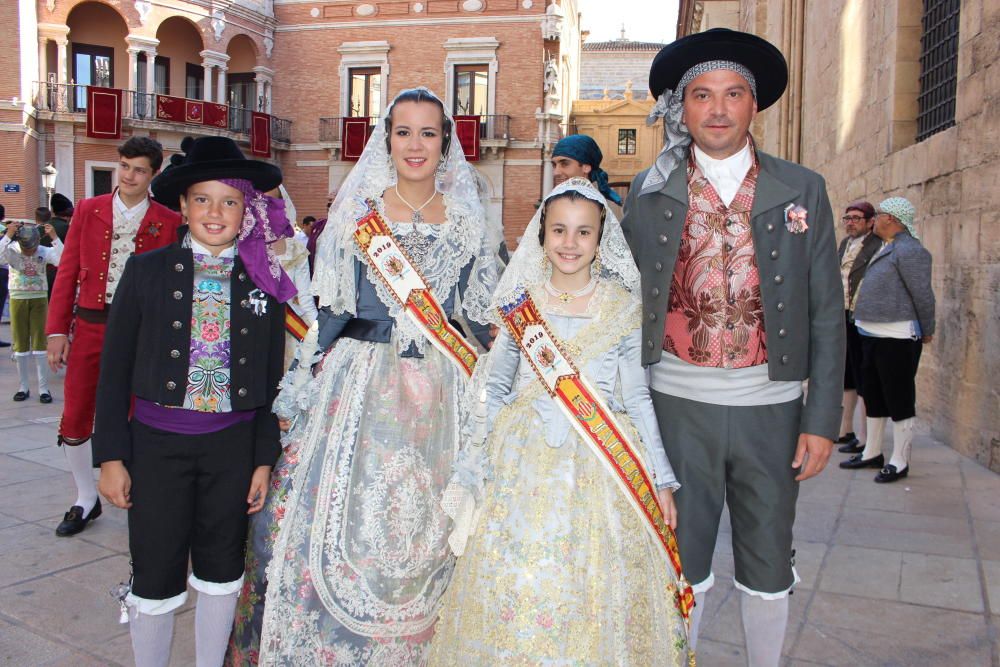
[[151, 136, 282, 211], [50, 193, 73, 215], [649, 28, 788, 111]]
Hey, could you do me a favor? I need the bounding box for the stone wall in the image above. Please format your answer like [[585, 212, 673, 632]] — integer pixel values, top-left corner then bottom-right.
[[742, 0, 1000, 469], [579, 50, 657, 100]]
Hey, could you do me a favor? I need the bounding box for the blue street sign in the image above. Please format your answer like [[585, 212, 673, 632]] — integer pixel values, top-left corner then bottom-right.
[[3, 184, 20, 193]]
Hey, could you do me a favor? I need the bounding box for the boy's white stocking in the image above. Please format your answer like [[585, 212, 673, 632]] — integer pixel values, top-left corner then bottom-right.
[[33, 351, 50, 394], [14, 353, 31, 392], [129, 607, 175, 667], [195, 589, 239, 667], [62, 442, 98, 515]]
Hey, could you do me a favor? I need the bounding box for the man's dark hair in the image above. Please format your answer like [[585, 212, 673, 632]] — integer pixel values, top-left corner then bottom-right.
[[846, 201, 876, 220], [35, 207, 52, 223], [302, 215, 317, 226], [118, 136, 165, 171], [0, 204, 5, 220]]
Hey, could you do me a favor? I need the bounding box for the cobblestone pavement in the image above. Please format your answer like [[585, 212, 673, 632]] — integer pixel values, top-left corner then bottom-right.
[[0, 322, 998, 666]]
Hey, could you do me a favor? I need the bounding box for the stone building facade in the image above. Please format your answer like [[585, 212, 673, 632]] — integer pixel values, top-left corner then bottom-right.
[[570, 89, 660, 205], [678, 0, 1000, 470], [579, 35, 662, 101], [0, 0, 583, 246]]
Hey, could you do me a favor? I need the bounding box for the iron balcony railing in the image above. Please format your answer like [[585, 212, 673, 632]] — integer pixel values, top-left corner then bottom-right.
[[33, 82, 291, 143], [318, 114, 511, 143]]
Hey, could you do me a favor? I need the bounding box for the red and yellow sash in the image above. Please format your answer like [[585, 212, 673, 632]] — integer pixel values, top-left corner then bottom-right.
[[499, 289, 695, 623], [352, 201, 478, 378], [285, 305, 309, 342]]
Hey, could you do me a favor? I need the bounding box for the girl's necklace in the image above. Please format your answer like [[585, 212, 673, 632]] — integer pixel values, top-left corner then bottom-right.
[[544, 277, 597, 303], [394, 184, 438, 224]]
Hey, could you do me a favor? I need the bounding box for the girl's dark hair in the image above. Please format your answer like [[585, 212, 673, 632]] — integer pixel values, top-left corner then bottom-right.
[[384, 89, 452, 155], [538, 190, 606, 246]]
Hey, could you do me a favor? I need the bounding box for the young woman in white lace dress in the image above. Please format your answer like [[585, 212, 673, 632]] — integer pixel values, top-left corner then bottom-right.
[[226, 88, 500, 666]]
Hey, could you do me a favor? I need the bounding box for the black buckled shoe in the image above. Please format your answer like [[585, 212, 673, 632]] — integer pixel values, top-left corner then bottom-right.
[[55, 499, 102, 537], [837, 435, 863, 453], [13, 390, 29, 402], [874, 464, 909, 484], [39, 392, 53, 404], [839, 453, 885, 470]]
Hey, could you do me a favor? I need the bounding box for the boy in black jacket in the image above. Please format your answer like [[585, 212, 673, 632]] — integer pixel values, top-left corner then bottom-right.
[[94, 137, 296, 667]]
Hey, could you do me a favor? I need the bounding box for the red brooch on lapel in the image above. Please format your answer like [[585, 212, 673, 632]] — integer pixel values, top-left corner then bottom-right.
[[784, 204, 809, 234], [146, 220, 163, 238]]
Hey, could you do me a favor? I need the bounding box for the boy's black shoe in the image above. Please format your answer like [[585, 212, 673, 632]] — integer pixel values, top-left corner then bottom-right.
[[55, 499, 102, 537], [839, 453, 885, 469], [39, 393, 53, 404], [13, 390, 29, 401], [874, 464, 909, 484]]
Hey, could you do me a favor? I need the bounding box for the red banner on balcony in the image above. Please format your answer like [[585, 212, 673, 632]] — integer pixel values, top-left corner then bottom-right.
[[155, 95, 229, 129], [251, 112, 271, 157], [86, 86, 122, 140], [342, 118, 374, 161], [204, 103, 228, 128], [454, 116, 481, 162], [155, 95, 184, 123]]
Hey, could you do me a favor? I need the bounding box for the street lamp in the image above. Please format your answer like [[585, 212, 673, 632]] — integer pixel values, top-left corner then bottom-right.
[[40, 163, 58, 204]]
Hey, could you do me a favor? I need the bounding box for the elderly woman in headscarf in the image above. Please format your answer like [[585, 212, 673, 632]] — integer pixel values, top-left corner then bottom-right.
[[841, 196, 935, 483]]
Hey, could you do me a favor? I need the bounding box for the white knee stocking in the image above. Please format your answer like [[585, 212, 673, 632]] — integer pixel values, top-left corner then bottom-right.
[[63, 442, 98, 515], [688, 591, 706, 651], [889, 418, 915, 471], [740, 592, 789, 667], [861, 417, 887, 460], [14, 353, 31, 392], [33, 351, 49, 394], [129, 607, 175, 667], [195, 589, 239, 667]]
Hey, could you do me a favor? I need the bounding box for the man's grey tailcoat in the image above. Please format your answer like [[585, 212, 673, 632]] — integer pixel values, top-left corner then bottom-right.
[[620, 150, 845, 441]]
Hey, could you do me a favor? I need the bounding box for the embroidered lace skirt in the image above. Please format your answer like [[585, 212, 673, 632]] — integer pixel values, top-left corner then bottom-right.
[[427, 398, 690, 666], [227, 336, 462, 666]]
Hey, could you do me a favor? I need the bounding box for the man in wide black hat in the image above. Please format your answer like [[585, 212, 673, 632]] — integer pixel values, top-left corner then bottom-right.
[[621, 28, 844, 665]]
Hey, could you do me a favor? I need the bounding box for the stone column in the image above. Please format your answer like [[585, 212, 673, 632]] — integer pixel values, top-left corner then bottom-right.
[[144, 49, 156, 95], [217, 66, 227, 104], [202, 62, 213, 101], [55, 38, 68, 85], [127, 48, 140, 93], [37, 39, 49, 109], [255, 78, 264, 111]]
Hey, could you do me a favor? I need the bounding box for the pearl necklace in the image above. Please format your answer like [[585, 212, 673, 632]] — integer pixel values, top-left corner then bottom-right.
[[394, 184, 438, 224], [544, 277, 597, 303]]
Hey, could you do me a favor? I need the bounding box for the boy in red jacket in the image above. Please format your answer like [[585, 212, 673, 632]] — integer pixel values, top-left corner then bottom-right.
[[46, 136, 182, 537]]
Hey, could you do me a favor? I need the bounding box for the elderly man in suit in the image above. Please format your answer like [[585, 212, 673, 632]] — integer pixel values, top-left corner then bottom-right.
[[621, 29, 844, 666], [835, 201, 882, 454]]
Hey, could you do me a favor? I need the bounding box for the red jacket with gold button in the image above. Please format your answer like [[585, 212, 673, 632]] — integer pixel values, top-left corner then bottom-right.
[[46, 192, 182, 336]]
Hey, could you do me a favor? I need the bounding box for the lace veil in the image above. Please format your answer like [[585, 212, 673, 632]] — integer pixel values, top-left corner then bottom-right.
[[491, 177, 640, 310], [312, 88, 502, 337]]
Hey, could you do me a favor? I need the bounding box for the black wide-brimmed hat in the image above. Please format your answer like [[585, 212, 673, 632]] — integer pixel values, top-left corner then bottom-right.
[[151, 136, 282, 211], [649, 28, 788, 111]]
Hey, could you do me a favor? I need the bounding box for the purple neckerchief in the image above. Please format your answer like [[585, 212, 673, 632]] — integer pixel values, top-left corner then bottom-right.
[[220, 178, 297, 303], [134, 398, 254, 435], [306, 216, 328, 273]]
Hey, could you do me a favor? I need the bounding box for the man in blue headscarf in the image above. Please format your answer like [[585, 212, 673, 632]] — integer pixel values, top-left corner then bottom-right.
[[551, 134, 623, 205]]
